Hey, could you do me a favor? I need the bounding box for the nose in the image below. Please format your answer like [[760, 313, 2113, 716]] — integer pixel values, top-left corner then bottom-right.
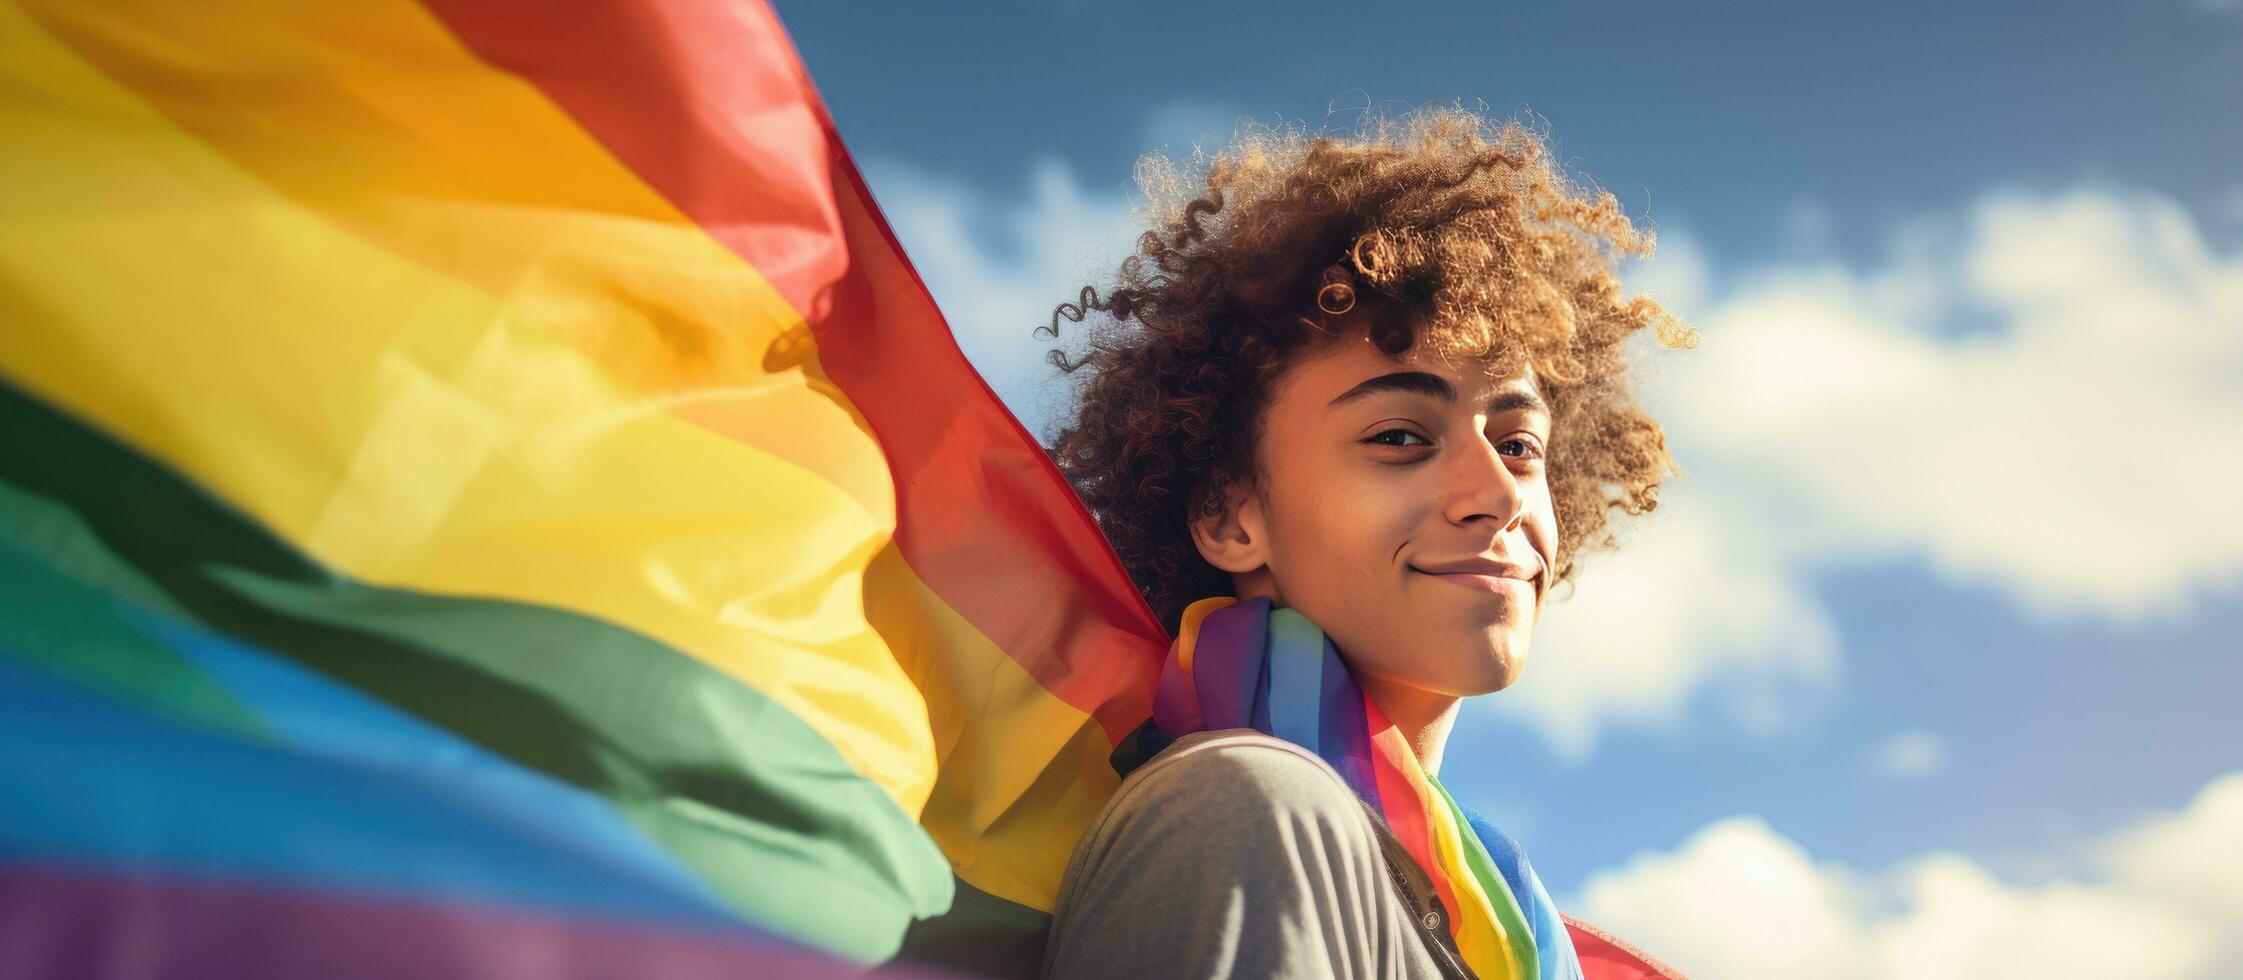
[[1442, 429, 1526, 533]]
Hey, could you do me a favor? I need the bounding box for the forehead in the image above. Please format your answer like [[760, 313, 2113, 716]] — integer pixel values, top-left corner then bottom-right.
[[1278, 328, 1541, 404]]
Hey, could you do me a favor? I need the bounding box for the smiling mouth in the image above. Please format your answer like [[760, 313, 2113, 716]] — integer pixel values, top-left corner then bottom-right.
[[1399, 565, 1543, 596], [1412, 568, 1538, 594]]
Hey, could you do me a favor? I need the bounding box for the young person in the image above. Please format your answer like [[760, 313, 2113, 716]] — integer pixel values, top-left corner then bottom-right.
[[1037, 108, 1696, 979]]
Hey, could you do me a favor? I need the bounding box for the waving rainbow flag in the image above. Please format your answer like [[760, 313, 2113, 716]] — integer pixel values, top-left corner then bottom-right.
[[1, 0, 1162, 971], [0, 2, 1678, 977]]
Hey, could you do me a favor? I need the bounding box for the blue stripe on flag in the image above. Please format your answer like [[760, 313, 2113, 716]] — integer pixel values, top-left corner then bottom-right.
[[1265, 608, 1326, 752], [0, 621, 743, 932]]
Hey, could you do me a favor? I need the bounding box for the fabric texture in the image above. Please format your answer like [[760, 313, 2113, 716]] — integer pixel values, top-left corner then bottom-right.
[[0, 0, 1165, 968], [1132, 596, 1589, 980]]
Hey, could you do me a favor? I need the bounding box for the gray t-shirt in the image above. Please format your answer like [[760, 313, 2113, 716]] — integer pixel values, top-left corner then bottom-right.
[[1043, 730, 1470, 979]]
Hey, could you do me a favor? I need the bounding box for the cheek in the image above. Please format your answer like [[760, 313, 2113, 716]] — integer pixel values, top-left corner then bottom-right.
[[1266, 493, 1418, 672], [1315, 471, 1421, 568], [1527, 484, 1560, 561], [1266, 465, 1418, 599]]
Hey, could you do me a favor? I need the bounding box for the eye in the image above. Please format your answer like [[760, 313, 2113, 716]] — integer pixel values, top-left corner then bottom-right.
[[1496, 435, 1546, 460], [1365, 427, 1432, 448]]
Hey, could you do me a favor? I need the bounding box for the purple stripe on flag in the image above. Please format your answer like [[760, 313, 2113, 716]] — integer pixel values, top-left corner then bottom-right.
[[1189, 598, 1268, 730], [0, 864, 933, 980], [1152, 641, 1203, 734], [1315, 635, 1382, 809]]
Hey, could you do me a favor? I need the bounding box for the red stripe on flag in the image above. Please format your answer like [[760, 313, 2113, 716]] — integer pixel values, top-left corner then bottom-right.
[[1364, 694, 1465, 928], [418, 0, 1165, 740], [1565, 914, 1693, 980]]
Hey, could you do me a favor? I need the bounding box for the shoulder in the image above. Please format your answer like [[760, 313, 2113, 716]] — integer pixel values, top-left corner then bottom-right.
[[1048, 731, 1431, 979], [1057, 728, 1392, 911], [1108, 729, 1369, 835]]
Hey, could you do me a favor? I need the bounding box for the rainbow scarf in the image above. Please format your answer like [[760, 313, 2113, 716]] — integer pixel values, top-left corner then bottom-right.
[[1134, 596, 1586, 980]]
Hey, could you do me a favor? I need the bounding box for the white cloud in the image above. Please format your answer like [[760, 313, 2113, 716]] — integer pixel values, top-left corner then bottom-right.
[[2100, 772, 2243, 926], [1869, 730, 1948, 778], [865, 126, 2243, 759], [1571, 772, 2243, 980], [1667, 188, 2243, 620]]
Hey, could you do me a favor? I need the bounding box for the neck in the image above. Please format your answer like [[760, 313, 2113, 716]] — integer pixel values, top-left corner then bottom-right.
[[1228, 576, 1464, 773], [1355, 673, 1463, 775]]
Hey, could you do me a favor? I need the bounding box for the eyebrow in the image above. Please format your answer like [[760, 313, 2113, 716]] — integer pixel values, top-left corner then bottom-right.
[[1326, 370, 1550, 415]]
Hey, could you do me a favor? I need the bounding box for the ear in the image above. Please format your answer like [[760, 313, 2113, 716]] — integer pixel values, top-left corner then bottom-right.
[[1189, 483, 1269, 575]]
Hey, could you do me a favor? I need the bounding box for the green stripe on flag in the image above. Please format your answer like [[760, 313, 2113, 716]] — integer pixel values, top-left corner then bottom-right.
[[0, 379, 952, 960], [1433, 780, 1540, 980], [0, 505, 267, 739]]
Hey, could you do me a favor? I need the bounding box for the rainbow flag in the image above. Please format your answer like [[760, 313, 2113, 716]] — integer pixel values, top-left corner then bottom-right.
[[1, 0, 1162, 972], [0, 2, 1681, 976]]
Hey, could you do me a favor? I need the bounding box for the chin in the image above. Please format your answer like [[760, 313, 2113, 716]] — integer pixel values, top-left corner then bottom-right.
[[1481, 629, 1538, 690], [1442, 642, 1528, 697], [1467, 662, 1525, 696]]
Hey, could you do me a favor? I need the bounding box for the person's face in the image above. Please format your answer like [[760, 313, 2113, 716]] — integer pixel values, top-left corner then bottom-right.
[[1193, 327, 1558, 699]]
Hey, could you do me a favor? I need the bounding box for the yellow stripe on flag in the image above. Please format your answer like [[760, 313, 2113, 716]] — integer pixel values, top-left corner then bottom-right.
[[1428, 794, 1520, 976], [1, 0, 939, 810], [15, 0, 891, 515], [868, 546, 1120, 910]]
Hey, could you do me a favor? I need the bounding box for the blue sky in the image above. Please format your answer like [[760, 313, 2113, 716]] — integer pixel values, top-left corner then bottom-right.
[[774, 2, 2243, 973]]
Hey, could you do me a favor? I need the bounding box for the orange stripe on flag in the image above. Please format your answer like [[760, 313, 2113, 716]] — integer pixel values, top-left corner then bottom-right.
[[420, 0, 1171, 745]]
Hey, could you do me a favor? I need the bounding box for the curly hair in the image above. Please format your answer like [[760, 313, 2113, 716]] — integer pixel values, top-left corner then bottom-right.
[[1043, 107, 1697, 630]]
